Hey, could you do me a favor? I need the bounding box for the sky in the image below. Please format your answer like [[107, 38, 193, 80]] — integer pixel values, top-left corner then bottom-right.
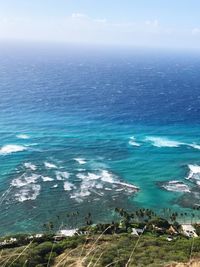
[[0, 0, 200, 49]]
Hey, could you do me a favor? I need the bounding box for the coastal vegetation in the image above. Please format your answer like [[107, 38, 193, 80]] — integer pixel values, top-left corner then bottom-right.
[[0, 208, 199, 266]]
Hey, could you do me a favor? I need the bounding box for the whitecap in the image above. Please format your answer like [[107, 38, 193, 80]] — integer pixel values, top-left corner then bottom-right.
[[87, 173, 100, 180], [70, 178, 94, 202], [100, 170, 116, 183], [70, 190, 91, 202], [0, 145, 27, 155], [188, 143, 200, 150], [95, 183, 103, 189], [161, 180, 190, 193], [42, 176, 54, 182], [56, 171, 70, 180], [76, 172, 100, 180], [15, 184, 41, 202], [11, 174, 40, 188], [16, 134, 30, 139], [129, 136, 140, 147], [64, 181, 75, 191], [44, 162, 57, 169], [51, 184, 58, 188], [186, 164, 200, 185], [74, 158, 87, 165], [113, 181, 139, 191], [187, 164, 200, 178], [24, 163, 37, 171], [145, 136, 182, 148], [73, 169, 138, 202], [76, 173, 85, 180]]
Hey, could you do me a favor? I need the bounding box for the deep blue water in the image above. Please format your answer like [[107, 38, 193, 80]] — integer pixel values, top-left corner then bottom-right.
[[0, 44, 200, 235]]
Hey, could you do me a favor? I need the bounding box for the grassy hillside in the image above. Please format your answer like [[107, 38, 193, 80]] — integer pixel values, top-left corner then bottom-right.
[[1, 208, 200, 266], [0, 233, 200, 267]]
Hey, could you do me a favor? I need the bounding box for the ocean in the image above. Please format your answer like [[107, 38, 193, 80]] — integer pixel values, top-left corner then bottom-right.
[[0, 44, 200, 235]]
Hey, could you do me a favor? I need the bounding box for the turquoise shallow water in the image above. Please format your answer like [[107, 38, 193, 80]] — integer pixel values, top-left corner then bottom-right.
[[0, 45, 200, 235]]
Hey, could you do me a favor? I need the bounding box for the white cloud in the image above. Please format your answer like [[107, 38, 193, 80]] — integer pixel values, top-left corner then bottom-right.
[[71, 13, 89, 19], [0, 13, 200, 49]]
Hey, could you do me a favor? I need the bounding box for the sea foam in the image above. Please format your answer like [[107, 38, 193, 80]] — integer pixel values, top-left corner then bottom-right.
[[56, 171, 70, 180], [24, 163, 37, 171], [128, 136, 140, 147], [186, 164, 200, 185], [145, 136, 182, 148], [161, 180, 190, 193], [11, 173, 40, 188], [42, 176, 54, 182], [0, 145, 27, 155], [15, 184, 41, 202], [44, 162, 57, 169], [64, 181, 75, 191], [16, 134, 30, 139], [188, 143, 200, 150], [74, 158, 87, 165], [72, 169, 138, 202]]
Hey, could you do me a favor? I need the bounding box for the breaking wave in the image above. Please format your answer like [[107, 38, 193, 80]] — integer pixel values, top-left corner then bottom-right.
[[145, 136, 182, 148], [56, 171, 70, 180], [145, 136, 200, 151], [70, 169, 138, 203], [24, 163, 37, 171], [64, 181, 76, 191], [14, 184, 41, 202], [186, 164, 200, 186], [128, 136, 140, 147], [16, 134, 30, 139], [74, 158, 87, 164], [42, 176, 54, 182], [11, 173, 40, 188], [44, 162, 57, 169], [0, 144, 27, 155], [161, 180, 191, 193]]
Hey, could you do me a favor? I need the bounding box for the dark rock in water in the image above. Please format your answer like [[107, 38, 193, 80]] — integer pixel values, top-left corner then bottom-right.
[[176, 189, 200, 208], [157, 180, 191, 193]]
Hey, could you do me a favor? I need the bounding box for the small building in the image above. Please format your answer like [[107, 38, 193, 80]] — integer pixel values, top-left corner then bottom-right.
[[181, 224, 198, 238], [131, 228, 144, 236], [0, 237, 17, 247], [54, 229, 77, 240]]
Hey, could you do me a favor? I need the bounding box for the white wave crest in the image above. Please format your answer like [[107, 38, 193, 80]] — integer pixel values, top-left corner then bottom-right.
[[188, 143, 200, 150], [70, 188, 91, 202], [16, 134, 30, 139], [15, 184, 41, 202], [74, 158, 87, 165], [0, 145, 27, 155], [101, 170, 116, 183], [42, 176, 54, 182], [162, 180, 190, 193], [129, 136, 140, 147], [145, 136, 182, 148], [113, 181, 139, 190], [44, 162, 57, 169], [11, 174, 40, 188], [56, 171, 70, 180], [51, 184, 58, 188], [72, 169, 138, 202], [64, 181, 76, 191], [24, 163, 37, 171], [186, 164, 200, 185]]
